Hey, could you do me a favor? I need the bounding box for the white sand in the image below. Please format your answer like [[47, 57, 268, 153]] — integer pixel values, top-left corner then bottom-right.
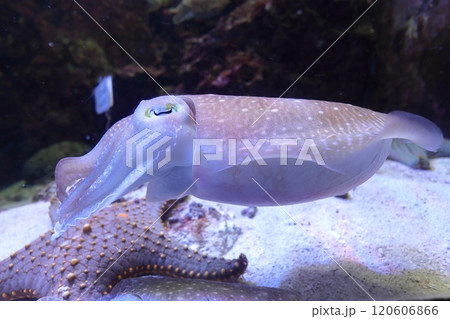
[[1, 159, 449, 300]]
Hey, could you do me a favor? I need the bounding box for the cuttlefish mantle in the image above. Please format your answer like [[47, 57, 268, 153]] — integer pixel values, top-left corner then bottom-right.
[[52, 94, 443, 237]]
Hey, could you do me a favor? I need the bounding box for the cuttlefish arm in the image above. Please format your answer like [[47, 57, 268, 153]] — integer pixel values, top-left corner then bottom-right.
[[53, 94, 443, 237], [52, 96, 196, 238], [55, 117, 132, 202]]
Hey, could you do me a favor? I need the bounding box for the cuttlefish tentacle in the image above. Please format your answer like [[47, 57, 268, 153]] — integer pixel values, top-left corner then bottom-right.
[[52, 95, 443, 236]]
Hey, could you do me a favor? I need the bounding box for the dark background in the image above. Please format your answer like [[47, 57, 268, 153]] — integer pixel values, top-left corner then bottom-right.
[[0, 0, 449, 189]]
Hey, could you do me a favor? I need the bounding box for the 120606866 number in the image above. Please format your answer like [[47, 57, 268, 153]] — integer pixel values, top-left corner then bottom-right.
[[372, 305, 439, 316]]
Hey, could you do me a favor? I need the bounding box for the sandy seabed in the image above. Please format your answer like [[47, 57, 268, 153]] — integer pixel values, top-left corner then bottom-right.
[[1, 159, 449, 300]]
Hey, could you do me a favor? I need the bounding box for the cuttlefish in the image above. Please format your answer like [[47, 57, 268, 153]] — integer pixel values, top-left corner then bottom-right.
[[53, 94, 443, 237]]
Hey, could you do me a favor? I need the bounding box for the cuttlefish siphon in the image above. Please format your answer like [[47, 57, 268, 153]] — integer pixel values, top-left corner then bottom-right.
[[52, 94, 443, 237]]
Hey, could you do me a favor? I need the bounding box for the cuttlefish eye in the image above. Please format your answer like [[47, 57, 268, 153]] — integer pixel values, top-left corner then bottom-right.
[[145, 103, 178, 117]]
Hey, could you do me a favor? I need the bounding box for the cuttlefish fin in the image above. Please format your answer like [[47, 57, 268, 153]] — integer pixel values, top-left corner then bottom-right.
[[314, 110, 442, 180], [382, 111, 443, 152]]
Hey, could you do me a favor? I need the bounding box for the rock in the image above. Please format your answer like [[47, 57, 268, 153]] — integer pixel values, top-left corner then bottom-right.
[[0, 180, 42, 210], [22, 141, 89, 184], [101, 275, 301, 301], [169, 0, 230, 24]]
